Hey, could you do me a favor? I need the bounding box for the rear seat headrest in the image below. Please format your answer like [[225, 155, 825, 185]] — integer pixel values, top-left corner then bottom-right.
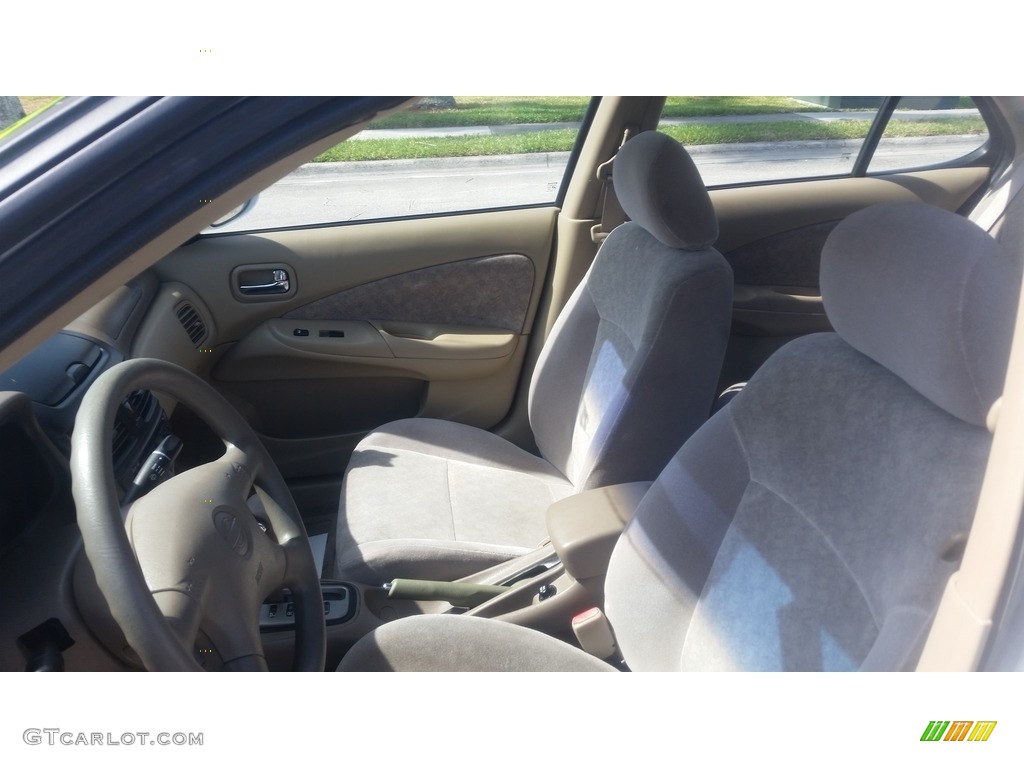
[[821, 201, 1019, 427], [613, 131, 718, 250]]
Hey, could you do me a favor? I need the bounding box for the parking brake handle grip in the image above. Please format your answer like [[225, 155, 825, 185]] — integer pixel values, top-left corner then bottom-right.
[[385, 578, 509, 609]]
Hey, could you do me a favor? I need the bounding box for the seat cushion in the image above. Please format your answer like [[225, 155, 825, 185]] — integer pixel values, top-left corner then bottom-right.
[[334, 418, 576, 583], [337, 614, 615, 672]]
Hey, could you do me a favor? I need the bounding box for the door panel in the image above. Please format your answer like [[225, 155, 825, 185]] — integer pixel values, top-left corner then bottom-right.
[[282, 253, 534, 331], [714, 167, 989, 255], [142, 206, 559, 481], [711, 166, 990, 390]]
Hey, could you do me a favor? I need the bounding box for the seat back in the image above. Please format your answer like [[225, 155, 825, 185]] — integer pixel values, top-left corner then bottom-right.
[[528, 132, 732, 490], [604, 202, 1019, 671]]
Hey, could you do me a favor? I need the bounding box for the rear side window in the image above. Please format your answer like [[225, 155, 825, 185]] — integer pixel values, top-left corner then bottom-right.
[[656, 96, 988, 187], [868, 97, 988, 173], [207, 96, 593, 233]]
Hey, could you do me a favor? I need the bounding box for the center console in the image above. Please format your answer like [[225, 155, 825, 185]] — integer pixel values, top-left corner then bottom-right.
[[261, 481, 651, 671]]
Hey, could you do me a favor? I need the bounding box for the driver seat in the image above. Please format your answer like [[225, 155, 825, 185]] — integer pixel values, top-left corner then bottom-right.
[[338, 201, 1019, 671]]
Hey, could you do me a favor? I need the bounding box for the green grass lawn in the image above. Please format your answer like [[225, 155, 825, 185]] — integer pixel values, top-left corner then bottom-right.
[[315, 96, 984, 162], [370, 96, 592, 128], [662, 96, 827, 117], [363, 96, 975, 130], [659, 116, 988, 146], [315, 128, 582, 162], [367, 96, 829, 129]]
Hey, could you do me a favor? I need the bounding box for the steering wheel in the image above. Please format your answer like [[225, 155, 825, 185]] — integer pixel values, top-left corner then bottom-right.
[[70, 358, 325, 671]]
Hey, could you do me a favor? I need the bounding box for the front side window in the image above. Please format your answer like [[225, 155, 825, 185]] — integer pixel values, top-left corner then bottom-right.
[[208, 96, 593, 233]]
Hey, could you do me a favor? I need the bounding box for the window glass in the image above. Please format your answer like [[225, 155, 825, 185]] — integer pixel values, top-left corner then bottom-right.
[[658, 96, 878, 186], [868, 97, 988, 173], [207, 96, 591, 233], [657, 97, 990, 186]]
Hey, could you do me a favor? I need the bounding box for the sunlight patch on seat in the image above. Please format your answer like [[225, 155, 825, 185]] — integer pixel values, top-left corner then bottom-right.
[[820, 626, 858, 672], [682, 540, 792, 671], [567, 337, 628, 485]]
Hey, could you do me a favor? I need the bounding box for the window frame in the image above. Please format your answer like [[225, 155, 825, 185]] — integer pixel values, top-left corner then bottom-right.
[[653, 96, 1005, 194], [858, 96, 1005, 181], [199, 96, 603, 239]]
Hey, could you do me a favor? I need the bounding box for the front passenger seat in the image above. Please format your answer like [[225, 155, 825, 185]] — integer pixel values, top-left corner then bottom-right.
[[334, 131, 734, 584]]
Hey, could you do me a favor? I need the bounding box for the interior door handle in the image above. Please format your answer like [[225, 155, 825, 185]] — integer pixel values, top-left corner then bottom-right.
[[239, 269, 290, 295]]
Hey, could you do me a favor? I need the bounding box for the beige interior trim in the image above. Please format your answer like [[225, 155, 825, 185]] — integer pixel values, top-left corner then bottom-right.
[[917, 258, 1024, 671], [711, 167, 990, 254], [215, 319, 519, 381], [376, 323, 517, 360], [0, 101, 415, 372], [154, 207, 557, 345], [560, 97, 664, 220], [547, 482, 651, 581], [64, 273, 159, 355]]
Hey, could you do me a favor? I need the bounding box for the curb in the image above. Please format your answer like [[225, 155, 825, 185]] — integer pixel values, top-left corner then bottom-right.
[[294, 134, 980, 175]]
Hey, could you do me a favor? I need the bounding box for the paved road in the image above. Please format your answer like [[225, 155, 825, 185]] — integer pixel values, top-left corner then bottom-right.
[[213, 129, 984, 233]]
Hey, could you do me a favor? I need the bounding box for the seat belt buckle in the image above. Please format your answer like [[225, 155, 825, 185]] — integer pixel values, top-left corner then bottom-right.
[[572, 607, 618, 659]]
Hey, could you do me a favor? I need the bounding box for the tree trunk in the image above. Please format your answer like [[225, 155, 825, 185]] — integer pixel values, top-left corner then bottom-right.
[[0, 97, 26, 130]]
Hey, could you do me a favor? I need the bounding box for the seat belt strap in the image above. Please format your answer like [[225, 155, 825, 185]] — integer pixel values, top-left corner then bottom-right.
[[590, 125, 638, 244]]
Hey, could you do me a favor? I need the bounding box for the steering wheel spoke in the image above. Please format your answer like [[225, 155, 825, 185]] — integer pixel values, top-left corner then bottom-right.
[[197, 582, 270, 671], [151, 588, 203, 650]]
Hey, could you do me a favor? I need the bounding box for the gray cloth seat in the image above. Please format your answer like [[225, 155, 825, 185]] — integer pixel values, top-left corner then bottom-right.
[[334, 131, 734, 584], [338, 201, 1019, 671]]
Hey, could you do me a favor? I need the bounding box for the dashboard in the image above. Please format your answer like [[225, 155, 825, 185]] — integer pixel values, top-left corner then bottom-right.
[[0, 274, 206, 671], [0, 332, 174, 496]]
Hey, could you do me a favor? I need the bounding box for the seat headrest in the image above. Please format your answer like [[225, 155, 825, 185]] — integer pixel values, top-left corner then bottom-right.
[[821, 201, 1019, 427], [613, 131, 718, 250]]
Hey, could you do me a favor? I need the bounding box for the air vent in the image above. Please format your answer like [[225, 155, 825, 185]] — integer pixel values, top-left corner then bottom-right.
[[112, 390, 162, 481], [112, 391, 149, 472], [124, 389, 156, 419], [175, 302, 208, 347], [111, 422, 135, 467]]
